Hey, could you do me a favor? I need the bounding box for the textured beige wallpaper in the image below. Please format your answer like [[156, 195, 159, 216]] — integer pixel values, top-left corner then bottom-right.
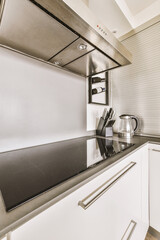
[[111, 21, 160, 136]]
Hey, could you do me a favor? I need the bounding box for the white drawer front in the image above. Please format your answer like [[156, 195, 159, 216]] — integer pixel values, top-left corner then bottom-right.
[[11, 148, 145, 240]]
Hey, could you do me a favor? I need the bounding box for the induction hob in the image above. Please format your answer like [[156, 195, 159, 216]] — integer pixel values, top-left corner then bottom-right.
[[0, 137, 134, 211]]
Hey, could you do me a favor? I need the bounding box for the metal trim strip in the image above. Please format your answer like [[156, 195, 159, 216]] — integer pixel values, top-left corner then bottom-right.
[[78, 161, 136, 210]]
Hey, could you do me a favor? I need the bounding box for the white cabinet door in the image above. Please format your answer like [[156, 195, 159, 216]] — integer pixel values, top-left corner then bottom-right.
[[11, 149, 144, 240], [149, 143, 160, 232], [129, 145, 149, 240], [141, 145, 149, 226]]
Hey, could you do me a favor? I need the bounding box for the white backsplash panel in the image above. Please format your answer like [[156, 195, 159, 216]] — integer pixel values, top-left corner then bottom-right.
[[0, 47, 87, 152]]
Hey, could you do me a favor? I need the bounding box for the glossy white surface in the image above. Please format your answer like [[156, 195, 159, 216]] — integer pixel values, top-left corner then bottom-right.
[[141, 145, 149, 226], [131, 146, 149, 240], [149, 143, 160, 232]]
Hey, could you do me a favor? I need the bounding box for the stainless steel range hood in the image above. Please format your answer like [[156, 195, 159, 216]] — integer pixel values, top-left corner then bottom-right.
[[0, 0, 132, 77]]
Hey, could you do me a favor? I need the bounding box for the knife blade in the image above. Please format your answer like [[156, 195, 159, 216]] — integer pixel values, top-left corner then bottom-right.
[[104, 109, 115, 128], [96, 117, 105, 135], [106, 120, 115, 127]]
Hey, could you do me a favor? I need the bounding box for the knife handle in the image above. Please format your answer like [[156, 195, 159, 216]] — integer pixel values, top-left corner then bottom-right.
[[96, 117, 105, 135]]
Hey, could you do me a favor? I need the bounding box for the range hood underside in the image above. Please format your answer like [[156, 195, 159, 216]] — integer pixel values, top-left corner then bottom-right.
[[0, 0, 132, 77]]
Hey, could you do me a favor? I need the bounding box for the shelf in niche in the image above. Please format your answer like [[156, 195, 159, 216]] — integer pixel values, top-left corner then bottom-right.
[[88, 72, 109, 106]]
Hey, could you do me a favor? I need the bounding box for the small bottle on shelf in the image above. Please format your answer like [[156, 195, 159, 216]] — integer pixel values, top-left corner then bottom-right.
[[92, 87, 105, 95], [92, 77, 105, 84]]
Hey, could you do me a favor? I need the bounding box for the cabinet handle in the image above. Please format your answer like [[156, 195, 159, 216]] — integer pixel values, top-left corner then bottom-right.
[[152, 149, 160, 153], [78, 162, 136, 210], [121, 220, 137, 240], [0, 0, 5, 21]]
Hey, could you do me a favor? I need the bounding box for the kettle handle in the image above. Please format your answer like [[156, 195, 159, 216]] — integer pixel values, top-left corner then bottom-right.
[[131, 116, 139, 132]]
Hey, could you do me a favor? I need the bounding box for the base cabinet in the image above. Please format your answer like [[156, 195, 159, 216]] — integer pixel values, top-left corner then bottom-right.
[[149, 144, 160, 232], [10, 147, 148, 240]]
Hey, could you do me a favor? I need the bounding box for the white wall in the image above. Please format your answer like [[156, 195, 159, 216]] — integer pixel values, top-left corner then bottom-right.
[[0, 47, 88, 152], [81, 0, 89, 6]]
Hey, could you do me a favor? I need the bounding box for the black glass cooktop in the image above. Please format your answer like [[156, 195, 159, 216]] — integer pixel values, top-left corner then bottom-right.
[[0, 137, 134, 211]]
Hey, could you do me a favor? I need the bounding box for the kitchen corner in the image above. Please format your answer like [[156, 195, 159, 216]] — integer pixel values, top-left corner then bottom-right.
[[0, 0, 160, 239]]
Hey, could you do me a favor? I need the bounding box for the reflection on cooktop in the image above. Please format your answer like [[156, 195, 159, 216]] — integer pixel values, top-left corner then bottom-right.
[[0, 137, 134, 211], [87, 138, 134, 167]]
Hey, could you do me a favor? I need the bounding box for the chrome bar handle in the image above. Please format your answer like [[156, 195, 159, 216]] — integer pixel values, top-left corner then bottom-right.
[[0, 0, 5, 23], [121, 220, 137, 240], [78, 162, 136, 210], [152, 149, 160, 153]]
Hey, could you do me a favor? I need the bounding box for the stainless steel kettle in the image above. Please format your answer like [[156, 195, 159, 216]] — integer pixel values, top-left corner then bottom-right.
[[118, 114, 139, 138]]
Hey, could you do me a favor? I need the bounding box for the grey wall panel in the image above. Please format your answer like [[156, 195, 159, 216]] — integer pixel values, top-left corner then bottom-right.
[[111, 21, 160, 135]]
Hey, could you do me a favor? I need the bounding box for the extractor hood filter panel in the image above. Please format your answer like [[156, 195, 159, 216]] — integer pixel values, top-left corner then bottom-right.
[[49, 38, 95, 67], [64, 50, 119, 77], [0, 0, 132, 77], [0, 0, 78, 60]]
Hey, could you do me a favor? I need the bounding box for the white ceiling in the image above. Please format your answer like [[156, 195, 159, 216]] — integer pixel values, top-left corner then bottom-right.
[[88, 0, 160, 38], [88, 0, 132, 38], [125, 0, 158, 16]]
